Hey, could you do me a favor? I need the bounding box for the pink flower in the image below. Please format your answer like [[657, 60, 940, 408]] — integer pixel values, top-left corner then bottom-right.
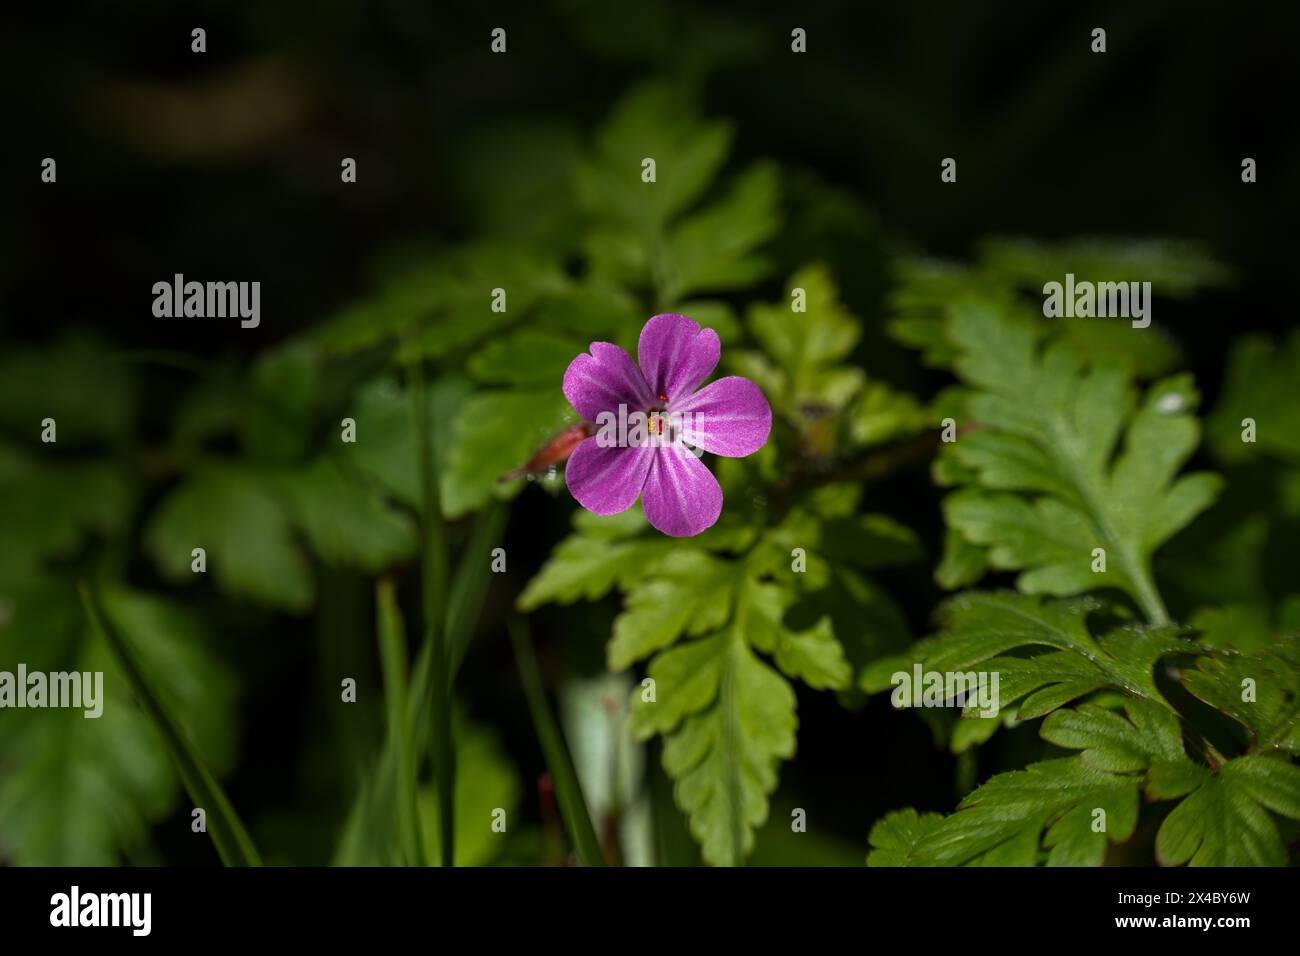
[[562, 313, 772, 537]]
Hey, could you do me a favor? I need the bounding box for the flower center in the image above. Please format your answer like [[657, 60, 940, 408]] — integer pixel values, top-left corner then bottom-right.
[[648, 393, 671, 436]]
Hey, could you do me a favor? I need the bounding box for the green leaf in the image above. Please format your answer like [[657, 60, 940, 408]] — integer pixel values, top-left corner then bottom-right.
[[658, 163, 779, 302], [747, 579, 852, 691], [576, 81, 778, 305], [570, 506, 906, 866], [80, 583, 257, 865], [442, 388, 573, 517], [872, 757, 1140, 867], [147, 450, 415, 610], [891, 241, 1224, 378], [867, 808, 946, 867], [517, 511, 675, 610], [874, 693, 1300, 867], [314, 242, 565, 358], [417, 721, 524, 867], [978, 237, 1231, 300], [848, 381, 930, 449], [862, 592, 1196, 730], [0, 447, 132, 583], [937, 304, 1221, 623], [467, 330, 583, 386], [239, 342, 320, 464], [1041, 699, 1188, 772], [1155, 755, 1300, 866], [864, 593, 1107, 692], [935, 527, 988, 590], [1189, 603, 1278, 654], [0, 583, 238, 865], [146, 463, 314, 611], [1207, 328, 1300, 465], [0, 337, 135, 444], [277, 458, 416, 569], [630, 625, 796, 866], [608, 550, 740, 671], [1179, 632, 1300, 754], [532, 281, 643, 339], [343, 374, 472, 510], [613, 544, 868, 866], [871, 698, 1190, 867], [576, 81, 732, 230], [743, 263, 863, 414]]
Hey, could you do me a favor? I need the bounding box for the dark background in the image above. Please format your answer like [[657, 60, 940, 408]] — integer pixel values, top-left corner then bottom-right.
[[2, 0, 1296, 864]]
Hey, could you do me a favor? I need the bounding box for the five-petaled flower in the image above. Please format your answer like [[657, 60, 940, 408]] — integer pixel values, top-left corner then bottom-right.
[[561, 313, 772, 537]]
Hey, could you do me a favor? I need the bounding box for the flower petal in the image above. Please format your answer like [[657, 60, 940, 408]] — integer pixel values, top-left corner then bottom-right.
[[673, 376, 772, 457], [563, 342, 655, 423], [641, 445, 723, 537], [637, 313, 721, 404], [565, 436, 653, 516]]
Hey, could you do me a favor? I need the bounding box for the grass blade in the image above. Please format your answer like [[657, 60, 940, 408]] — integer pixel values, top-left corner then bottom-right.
[[447, 501, 508, 680], [79, 581, 263, 867], [376, 577, 423, 866], [332, 503, 507, 864], [509, 616, 606, 866], [409, 351, 455, 867]]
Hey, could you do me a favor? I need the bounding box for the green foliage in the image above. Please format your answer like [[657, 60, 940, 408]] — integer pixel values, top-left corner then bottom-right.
[[869, 241, 1300, 867], [576, 82, 780, 306], [80, 583, 261, 866], [416, 723, 524, 867], [862, 593, 1194, 720], [146, 459, 414, 611], [0, 583, 238, 864], [0, 338, 136, 444], [733, 263, 927, 452], [871, 694, 1300, 867], [1153, 755, 1300, 866], [889, 238, 1226, 379], [523, 262, 922, 864], [1207, 328, 1300, 465], [929, 303, 1221, 622], [4, 51, 1295, 874], [1181, 631, 1300, 754]]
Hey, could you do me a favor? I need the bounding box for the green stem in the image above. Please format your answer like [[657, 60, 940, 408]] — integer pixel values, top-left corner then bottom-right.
[[376, 578, 423, 865], [1125, 553, 1170, 625], [80, 582, 262, 867], [1051, 430, 1170, 626], [720, 595, 747, 866], [332, 503, 508, 865], [408, 352, 455, 867], [509, 617, 606, 866], [446, 502, 509, 679]]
